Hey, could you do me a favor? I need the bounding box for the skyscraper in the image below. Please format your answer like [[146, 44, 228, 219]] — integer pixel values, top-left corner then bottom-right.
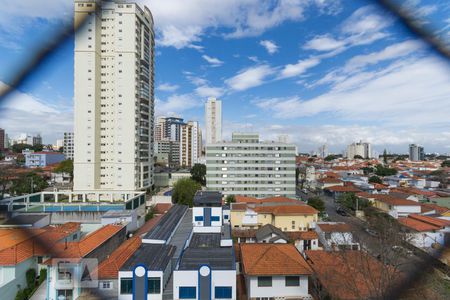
[[205, 97, 222, 144], [409, 144, 425, 161], [73, 0, 155, 191], [0, 128, 5, 151], [180, 121, 202, 167], [346, 141, 371, 159], [63, 132, 74, 160]]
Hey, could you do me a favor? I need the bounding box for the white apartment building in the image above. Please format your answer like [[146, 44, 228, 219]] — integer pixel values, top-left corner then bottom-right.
[[409, 144, 425, 161], [73, 0, 155, 192], [63, 132, 74, 160], [346, 140, 371, 159], [180, 121, 202, 167], [206, 133, 297, 198], [205, 97, 222, 144]]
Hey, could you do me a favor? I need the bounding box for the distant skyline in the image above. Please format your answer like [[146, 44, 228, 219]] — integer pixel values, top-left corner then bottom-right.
[[0, 0, 449, 154]]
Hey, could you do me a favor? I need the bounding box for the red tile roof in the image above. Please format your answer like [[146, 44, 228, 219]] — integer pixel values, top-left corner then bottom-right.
[[97, 236, 142, 279], [317, 223, 352, 233], [318, 178, 343, 184], [235, 195, 299, 204], [420, 203, 449, 214], [372, 195, 421, 206], [154, 203, 172, 215], [0, 223, 81, 266], [241, 244, 312, 276], [392, 187, 436, 197], [325, 185, 361, 193], [286, 231, 318, 240]]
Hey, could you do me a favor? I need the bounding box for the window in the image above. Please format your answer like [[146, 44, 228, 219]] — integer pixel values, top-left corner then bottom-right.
[[148, 277, 161, 294], [194, 216, 204, 222], [257, 276, 272, 287], [101, 281, 112, 289], [215, 286, 232, 298], [120, 278, 132, 294], [57, 290, 73, 299], [285, 276, 300, 287], [211, 216, 220, 222], [179, 287, 196, 299]]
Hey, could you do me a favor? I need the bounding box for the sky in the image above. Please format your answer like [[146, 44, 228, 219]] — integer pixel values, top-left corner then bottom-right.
[[0, 0, 449, 155]]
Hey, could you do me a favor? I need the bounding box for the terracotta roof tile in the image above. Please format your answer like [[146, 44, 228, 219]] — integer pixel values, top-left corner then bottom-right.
[[372, 195, 421, 206], [286, 231, 318, 240], [325, 185, 361, 193], [241, 244, 312, 276], [317, 223, 352, 233], [135, 215, 163, 236], [254, 205, 318, 215], [97, 236, 142, 279], [154, 203, 172, 215]]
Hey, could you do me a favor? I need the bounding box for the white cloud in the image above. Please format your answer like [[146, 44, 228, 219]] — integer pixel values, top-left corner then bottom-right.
[[344, 40, 424, 71], [255, 56, 450, 129], [195, 85, 224, 98], [340, 5, 393, 36], [225, 65, 275, 91], [260, 40, 279, 54], [156, 93, 202, 116], [303, 35, 346, 51], [202, 55, 224, 67], [279, 58, 320, 79], [157, 82, 179, 92], [0, 82, 72, 143]]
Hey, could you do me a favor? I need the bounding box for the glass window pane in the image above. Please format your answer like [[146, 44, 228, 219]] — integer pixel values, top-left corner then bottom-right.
[[179, 286, 196, 299], [120, 278, 133, 294], [257, 276, 272, 287], [148, 277, 161, 294], [285, 276, 300, 287], [215, 286, 232, 298]]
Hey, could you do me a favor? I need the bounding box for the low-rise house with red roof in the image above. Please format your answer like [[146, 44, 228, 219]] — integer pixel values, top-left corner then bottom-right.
[[317, 177, 343, 190], [371, 195, 422, 218], [0, 223, 80, 300], [324, 185, 361, 200], [45, 224, 125, 300], [240, 243, 313, 300], [315, 222, 359, 251], [398, 214, 450, 249]]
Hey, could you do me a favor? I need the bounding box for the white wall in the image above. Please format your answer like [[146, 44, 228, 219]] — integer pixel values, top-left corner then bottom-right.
[[393, 205, 421, 218], [193, 207, 222, 227], [118, 270, 163, 300], [247, 275, 309, 298]]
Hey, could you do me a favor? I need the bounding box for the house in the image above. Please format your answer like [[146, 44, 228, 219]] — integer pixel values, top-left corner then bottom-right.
[[255, 224, 289, 243], [230, 201, 318, 232], [317, 178, 343, 190], [371, 195, 422, 218], [315, 222, 359, 251], [398, 214, 450, 248], [323, 185, 361, 200], [305, 250, 400, 300], [240, 243, 313, 300], [172, 192, 236, 300], [44, 224, 126, 300], [0, 223, 80, 300], [286, 231, 319, 253], [24, 151, 65, 168], [384, 175, 412, 187]]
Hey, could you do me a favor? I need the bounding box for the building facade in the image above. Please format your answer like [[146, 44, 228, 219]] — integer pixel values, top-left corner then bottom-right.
[[73, 0, 155, 192], [63, 132, 74, 160], [180, 121, 201, 167], [409, 144, 425, 161], [346, 141, 371, 159], [24, 151, 65, 168], [0, 128, 5, 151], [206, 133, 297, 198], [205, 97, 222, 144], [154, 140, 180, 168]]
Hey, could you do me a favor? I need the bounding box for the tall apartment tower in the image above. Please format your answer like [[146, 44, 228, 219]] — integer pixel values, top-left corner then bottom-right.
[[205, 97, 222, 144], [73, 0, 155, 191], [409, 144, 424, 161], [180, 121, 202, 167], [0, 128, 5, 151], [63, 132, 75, 160], [346, 141, 371, 159]]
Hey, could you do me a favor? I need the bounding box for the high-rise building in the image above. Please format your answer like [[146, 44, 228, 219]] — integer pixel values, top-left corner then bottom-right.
[[63, 132, 75, 160], [154, 116, 185, 142], [409, 144, 425, 161], [32, 134, 42, 146], [205, 133, 297, 198], [346, 141, 371, 159], [154, 140, 180, 168], [180, 121, 202, 167], [73, 0, 155, 191], [0, 128, 5, 151], [205, 97, 222, 144]]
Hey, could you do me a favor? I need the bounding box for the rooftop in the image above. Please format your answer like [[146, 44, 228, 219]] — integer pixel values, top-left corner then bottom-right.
[[254, 204, 318, 215], [240, 243, 312, 276], [143, 204, 188, 241], [317, 222, 352, 233], [121, 243, 176, 272], [372, 195, 421, 206], [193, 191, 222, 206]]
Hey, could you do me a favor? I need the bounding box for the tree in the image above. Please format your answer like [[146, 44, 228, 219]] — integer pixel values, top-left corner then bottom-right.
[[324, 154, 337, 161], [172, 178, 201, 207], [0, 165, 14, 199], [32, 144, 44, 152], [368, 175, 382, 184], [361, 167, 374, 175], [383, 149, 388, 164], [225, 195, 235, 205], [10, 172, 48, 195], [145, 205, 156, 221], [354, 155, 364, 159], [441, 160, 450, 168], [307, 197, 325, 212], [54, 159, 73, 181], [11, 143, 33, 153], [337, 192, 370, 211], [190, 163, 206, 186], [374, 164, 397, 176]]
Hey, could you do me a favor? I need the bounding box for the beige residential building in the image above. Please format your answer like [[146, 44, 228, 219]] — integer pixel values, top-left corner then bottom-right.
[[73, 0, 155, 192], [205, 97, 222, 144], [179, 121, 202, 167]]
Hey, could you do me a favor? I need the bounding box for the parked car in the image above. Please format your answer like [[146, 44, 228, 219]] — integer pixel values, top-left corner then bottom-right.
[[392, 245, 413, 256], [336, 207, 348, 216], [365, 228, 379, 237]]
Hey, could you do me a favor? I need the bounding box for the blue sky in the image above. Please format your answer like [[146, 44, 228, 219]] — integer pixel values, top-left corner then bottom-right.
[[0, 0, 449, 155]]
